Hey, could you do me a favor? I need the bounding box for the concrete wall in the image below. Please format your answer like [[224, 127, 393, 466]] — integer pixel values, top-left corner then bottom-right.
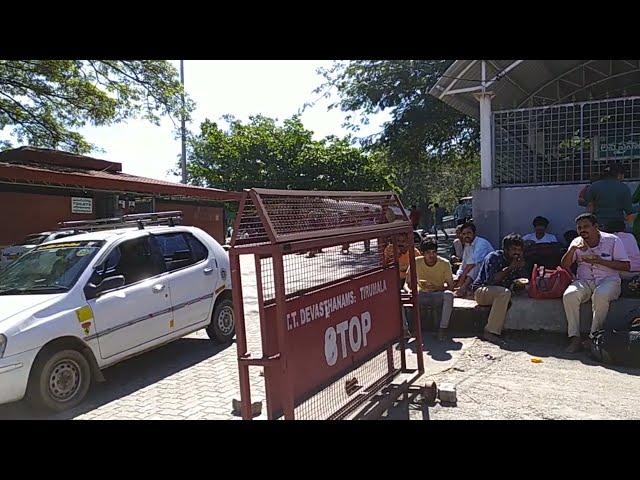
[[471, 188, 501, 248], [473, 181, 640, 247]]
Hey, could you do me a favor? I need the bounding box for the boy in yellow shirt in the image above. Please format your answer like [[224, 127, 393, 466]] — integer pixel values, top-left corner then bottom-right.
[[406, 238, 455, 341]]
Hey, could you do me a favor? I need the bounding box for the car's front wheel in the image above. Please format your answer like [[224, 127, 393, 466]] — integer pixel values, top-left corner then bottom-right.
[[207, 299, 235, 344], [27, 348, 92, 412]]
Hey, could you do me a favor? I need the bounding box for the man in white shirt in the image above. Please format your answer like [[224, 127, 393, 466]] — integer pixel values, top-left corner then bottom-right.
[[522, 216, 558, 244], [616, 231, 640, 277], [454, 222, 494, 297]]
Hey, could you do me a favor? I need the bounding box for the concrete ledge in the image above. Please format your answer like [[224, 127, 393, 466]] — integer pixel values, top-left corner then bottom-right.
[[503, 295, 640, 333], [408, 294, 640, 334], [413, 298, 490, 333]]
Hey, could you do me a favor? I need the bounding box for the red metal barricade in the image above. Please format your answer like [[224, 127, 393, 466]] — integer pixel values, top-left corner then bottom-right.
[[230, 189, 423, 419]]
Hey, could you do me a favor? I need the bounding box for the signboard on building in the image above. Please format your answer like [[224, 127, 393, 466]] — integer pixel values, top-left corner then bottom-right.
[[596, 138, 640, 160], [71, 197, 93, 214]]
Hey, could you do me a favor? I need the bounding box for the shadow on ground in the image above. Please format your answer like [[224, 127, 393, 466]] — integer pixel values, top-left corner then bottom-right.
[[497, 330, 640, 377]]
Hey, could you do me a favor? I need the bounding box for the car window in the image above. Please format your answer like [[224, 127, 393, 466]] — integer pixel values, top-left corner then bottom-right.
[[93, 236, 166, 287], [0, 241, 104, 294], [186, 234, 208, 262], [155, 232, 207, 271], [157, 233, 189, 257]]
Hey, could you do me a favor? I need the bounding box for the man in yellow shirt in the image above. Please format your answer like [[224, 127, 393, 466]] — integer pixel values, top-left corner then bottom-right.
[[406, 238, 455, 341]]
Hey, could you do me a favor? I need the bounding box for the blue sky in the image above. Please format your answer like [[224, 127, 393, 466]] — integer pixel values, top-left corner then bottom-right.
[[60, 60, 392, 181]]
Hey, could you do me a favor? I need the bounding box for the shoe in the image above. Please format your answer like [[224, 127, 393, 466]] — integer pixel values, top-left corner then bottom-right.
[[437, 329, 447, 341], [565, 336, 582, 353], [482, 331, 503, 344]]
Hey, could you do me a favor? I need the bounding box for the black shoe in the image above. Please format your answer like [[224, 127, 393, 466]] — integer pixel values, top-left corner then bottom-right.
[[565, 336, 582, 353], [482, 331, 504, 345]]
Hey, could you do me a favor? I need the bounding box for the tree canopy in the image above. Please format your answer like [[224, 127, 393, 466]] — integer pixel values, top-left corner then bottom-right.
[[312, 60, 481, 211], [0, 60, 193, 153], [187, 115, 395, 192]]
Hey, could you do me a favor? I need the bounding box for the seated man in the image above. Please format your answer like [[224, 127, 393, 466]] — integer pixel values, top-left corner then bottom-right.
[[454, 222, 494, 297], [450, 225, 464, 265], [609, 220, 640, 279], [406, 238, 455, 341], [472, 234, 528, 343], [522, 216, 558, 244], [617, 232, 640, 278], [383, 233, 421, 289], [561, 213, 630, 353], [523, 216, 562, 270]]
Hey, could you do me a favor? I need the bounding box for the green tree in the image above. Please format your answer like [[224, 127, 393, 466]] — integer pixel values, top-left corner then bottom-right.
[[314, 61, 480, 209], [186, 115, 396, 192], [0, 60, 193, 153], [381, 147, 480, 214], [314, 60, 478, 161]]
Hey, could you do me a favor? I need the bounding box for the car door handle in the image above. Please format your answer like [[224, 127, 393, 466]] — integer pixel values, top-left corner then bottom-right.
[[152, 284, 166, 293], [203, 267, 214, 275]]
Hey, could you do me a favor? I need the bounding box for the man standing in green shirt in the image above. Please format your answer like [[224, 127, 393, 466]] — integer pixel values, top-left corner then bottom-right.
[[584, 163, 633, 233]]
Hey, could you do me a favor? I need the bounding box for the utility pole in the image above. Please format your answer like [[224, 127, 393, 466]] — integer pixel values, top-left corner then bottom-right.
[[180, 60, 187, 184]]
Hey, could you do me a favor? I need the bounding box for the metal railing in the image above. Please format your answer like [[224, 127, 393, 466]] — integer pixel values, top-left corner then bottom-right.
[[493, 96, 640, 186], [58, 211, 183, 231]]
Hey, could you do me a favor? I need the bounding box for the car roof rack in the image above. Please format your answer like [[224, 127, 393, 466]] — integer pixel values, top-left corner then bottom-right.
[[58, 211, 183, 232]]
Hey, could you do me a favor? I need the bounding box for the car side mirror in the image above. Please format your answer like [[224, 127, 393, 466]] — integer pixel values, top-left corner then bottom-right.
[[84, 275, 125, 300]]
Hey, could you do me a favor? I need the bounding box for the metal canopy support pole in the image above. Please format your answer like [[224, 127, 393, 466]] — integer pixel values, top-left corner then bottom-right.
[[475, 90, 496, 189]]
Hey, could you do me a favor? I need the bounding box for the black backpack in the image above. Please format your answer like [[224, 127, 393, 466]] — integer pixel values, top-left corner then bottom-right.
[[590, 307, 640, 367]]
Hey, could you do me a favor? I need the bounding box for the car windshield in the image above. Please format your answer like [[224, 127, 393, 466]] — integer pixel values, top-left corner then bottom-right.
[[18, 234, 49, 246], [0, 241, 104, 295]]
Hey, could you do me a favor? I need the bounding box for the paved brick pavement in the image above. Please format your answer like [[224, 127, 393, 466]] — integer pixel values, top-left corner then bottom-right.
[[0, 254, 267, 420], [0, 236, 460, 420]]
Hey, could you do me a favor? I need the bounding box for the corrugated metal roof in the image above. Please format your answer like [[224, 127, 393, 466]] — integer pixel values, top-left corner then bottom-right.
[[0, 147, 241, 201], [429, 60, 640, 117]]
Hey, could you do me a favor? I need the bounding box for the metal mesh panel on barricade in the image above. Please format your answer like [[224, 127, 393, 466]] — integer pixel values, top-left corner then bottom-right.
[[230, 189, 423, 420]]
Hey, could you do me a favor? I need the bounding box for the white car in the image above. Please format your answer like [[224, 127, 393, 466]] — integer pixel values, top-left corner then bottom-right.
[[0, 224, 233, 412], [0, 230, 86, 269]]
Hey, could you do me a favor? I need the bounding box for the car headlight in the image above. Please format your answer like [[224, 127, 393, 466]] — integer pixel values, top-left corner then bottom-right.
[[0, 334, 6, 358]]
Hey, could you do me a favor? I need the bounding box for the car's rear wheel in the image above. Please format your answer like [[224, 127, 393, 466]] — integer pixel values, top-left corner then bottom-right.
[[27, 348, 91, 412], [207, 299, 235, 344]]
